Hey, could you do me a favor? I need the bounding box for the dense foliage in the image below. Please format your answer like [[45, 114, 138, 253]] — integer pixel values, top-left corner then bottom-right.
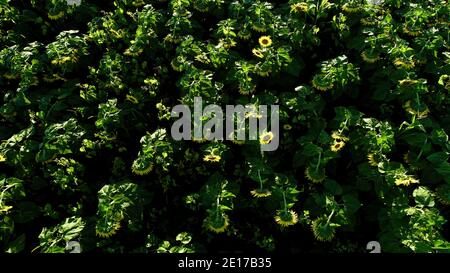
[[0, 0, 449, 253]]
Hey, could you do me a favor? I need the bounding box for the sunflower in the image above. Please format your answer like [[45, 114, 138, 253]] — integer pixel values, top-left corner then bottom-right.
[[361, 50, 380, 63], [367, 153, 380, 167], [394, 175, 419, 186], [402, 25, 421, 36], [228, 131, 245, 145], [312, 74, 334, 91], [360, 18, 376, 26], [274, 210, 298, 227], [311, 216, 335, 242], [250, 188, 272, 198], [252, 24, 266, 33], [305, 166, 326, 183], [341, 3, 361, 13], [290, 2, 308, 13], [399, 79, 419, 86], [331, 131, 348, 141], [192, 137, 207, 143], [203, 154, 221, 162], [206, 213, 229, 233], [238, 29, 252, 40], [393, 58, 415, 69], [436, 185, 450, 205], [283, 124, 292, 130], [131, 157, 154, 175], [330, 141, 345, 152], [48, 11, 65, 20], [96, 220, 121, 238], [126, 94, 139, 104], [258, 36, 272, 47], [193, 2, 209, 12], [259, 131, 274, 145], [404, 100, 430, 119], [252, 48, 264, 58], [238, 84, 255, 95], [170, 59, 182, 72]]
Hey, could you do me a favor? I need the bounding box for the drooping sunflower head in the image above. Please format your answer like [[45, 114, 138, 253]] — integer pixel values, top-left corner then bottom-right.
[[259, 131, 274, 145], [131, 156, 154, 176], [258, 36, 272, 47], [402, 25, 421, 36], [305, 166, 326, 183], [367, 153, 381, 167], [238, 28, 252, 40], [203, 154, 221, 163], [48, 10, 65, 20], [399, 79, 419, 87], [393, 58, 415, 69], [312, 74, 334, 91], [275, 210, 298, 227], [361, 50, 380, 63], [206, 213, 230, 233], [250, 188, 272, 198], [96, 217, 122, 238], [252, 48, 264, 58], [252, 23, 267, 33], [311, 216, 335, 242], [341, 3, 361, 13], [404, 100, 430, 119]]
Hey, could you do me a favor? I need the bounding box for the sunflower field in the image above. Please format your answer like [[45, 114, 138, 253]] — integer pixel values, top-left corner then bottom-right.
[[0, 0, 449, 254]]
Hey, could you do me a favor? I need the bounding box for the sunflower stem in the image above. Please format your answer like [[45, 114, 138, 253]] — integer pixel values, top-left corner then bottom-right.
[[315, 152, 322, 171]]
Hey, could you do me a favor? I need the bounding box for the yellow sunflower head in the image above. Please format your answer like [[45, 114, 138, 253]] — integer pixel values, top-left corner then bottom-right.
[[250, 188, 272, 198], [252, 48, 264, 58], [275, 210, 298, 227], [203, 154, 221, 163], [258, 36, 272, 47], [259, 131, 274, 145], [330, 141, 345, 152]]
